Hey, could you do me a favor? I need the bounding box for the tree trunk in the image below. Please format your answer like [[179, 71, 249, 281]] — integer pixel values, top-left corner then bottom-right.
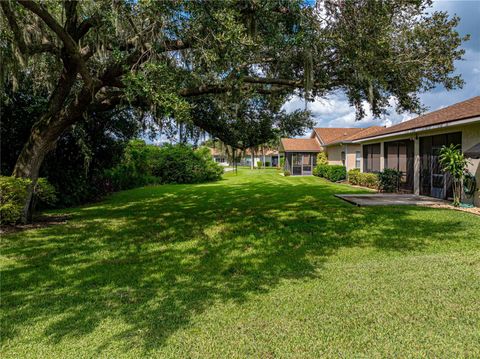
[[12, 76, 100, 222], [12, 118, 70, 222], [262, 147, 265, 168], [250, 148, 255, 169]]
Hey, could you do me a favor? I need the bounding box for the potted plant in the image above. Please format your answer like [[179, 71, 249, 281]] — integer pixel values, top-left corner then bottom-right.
[[438, 144, 471, 207]]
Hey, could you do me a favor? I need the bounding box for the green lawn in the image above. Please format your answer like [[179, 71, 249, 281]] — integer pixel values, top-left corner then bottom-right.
[[2, 169, 480, 358]]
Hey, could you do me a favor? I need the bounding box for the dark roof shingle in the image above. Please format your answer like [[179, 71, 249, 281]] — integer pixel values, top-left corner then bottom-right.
[[313, 128, 364, 145], [359, 96, 480, 140], [280, 138, 322, 152]]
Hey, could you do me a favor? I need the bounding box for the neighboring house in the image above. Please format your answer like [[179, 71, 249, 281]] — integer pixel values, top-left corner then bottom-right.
[[280, 127, 382, 175], [241, 148, 282, 167], [280, 96, 480, 206], [210, 147, 229, 166], [321, 127, 384, 171], [354, 96, 480, 206], [210, 147, 282, 167]]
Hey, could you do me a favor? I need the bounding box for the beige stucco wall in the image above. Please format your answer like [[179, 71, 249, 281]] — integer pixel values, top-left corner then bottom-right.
[[359, 121, 480, 206], [326, 144, 362, 171]]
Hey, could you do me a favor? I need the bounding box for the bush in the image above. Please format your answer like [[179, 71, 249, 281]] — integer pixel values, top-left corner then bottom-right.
[[326, 165, 347, 182], [0, 176, 30, 224], [348, 169, 378, 189], [257, 161, 263, 168], [378, 168, 402, 192], [0, 176, 57, 224], [105, 140, 159, 191], [313, 164, 346, 182], [284, 170, 291, 176], [313, 164, 329, 178], [105, 142, 223, 190], [316, 152, 328, 166], [348, 169, 361, 185], [153, 145, 223, 184], [265, 161, 270, 167], [279, 157, 285, 169], [33, 178, 58, 206]]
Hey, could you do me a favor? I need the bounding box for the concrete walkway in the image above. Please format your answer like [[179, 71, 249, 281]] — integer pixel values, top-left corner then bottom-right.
[[335, 193, 448, 207]]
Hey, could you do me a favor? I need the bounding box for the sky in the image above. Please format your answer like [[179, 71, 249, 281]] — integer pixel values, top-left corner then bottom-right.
[[282, 0, 480, 133]]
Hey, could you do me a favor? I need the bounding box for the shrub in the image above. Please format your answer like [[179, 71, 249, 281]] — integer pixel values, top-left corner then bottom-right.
[[360, 173, 379, 189], [104, 140, 159, 191], [348, 169, 378, 189], [257, 161, 263, 168], [284, 170, 291, 176], [313, 164, 329, 178], [316, 152, 328, 166], [439, 144, 471, 206], [325, 165, 347, 182], [33, 178, 58, 206], [0, 176, 57, 224], [378, 168, 402, 193], [106, 142, 223, 190], [265, 161, 270, 167], [0, 176, 30, 224], [279, 157, 285, 169], [348, 169, 361, 185], [313, 164, 346, 182], [152, 145, 223, 184]]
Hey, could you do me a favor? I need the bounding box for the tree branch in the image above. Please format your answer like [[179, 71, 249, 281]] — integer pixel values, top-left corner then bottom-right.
[[17, 0, 98, 88], [0, 1, 58, 55], [75, 15, 101, 40]]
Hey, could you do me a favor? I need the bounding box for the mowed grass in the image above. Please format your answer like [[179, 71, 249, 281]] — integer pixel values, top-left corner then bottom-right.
[[1, 169, 480, 358]]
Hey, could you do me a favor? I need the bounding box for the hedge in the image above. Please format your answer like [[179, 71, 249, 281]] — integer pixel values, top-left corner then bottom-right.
[[348, 169, 379, 189], [313, 164, 346, 182], [378, 168, 402, 192]]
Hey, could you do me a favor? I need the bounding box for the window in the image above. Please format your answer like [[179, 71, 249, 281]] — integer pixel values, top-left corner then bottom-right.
[[341, 151, 346, 166], [363, 144, 381, 172], [355, 151, 361, 169]]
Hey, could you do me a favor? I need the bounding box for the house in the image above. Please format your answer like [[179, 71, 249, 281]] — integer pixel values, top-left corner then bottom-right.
[[239, 148, 282, 167], [210, 146, 283, 167], [210, 147, 229, 166], [353, 96, 480, 206], [279, 96, 480, 206], [279, 127, 382, 175]]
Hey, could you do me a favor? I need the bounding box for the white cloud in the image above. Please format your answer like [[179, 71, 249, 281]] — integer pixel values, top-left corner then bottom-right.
[[282, 92, 415, 135]]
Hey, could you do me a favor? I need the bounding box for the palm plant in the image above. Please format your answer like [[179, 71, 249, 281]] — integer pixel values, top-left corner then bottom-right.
[[438, 144, 470, 207]]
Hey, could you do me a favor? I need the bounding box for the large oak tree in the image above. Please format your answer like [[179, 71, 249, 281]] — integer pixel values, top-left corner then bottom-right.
[[0, 0, 467, 221]]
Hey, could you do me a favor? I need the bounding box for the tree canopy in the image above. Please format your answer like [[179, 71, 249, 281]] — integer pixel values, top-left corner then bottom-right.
[[0, 0, 468, 221]]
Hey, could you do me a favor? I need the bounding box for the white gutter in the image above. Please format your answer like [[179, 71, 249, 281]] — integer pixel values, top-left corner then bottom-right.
[[352, 116, 480, 143]]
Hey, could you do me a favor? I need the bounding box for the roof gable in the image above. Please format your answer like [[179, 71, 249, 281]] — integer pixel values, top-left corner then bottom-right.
[[280, 138, 322, 152], [313, 128, 364, 145]]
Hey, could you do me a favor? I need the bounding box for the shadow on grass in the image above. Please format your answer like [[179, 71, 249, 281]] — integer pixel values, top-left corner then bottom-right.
[[1, 172, 475, 353]]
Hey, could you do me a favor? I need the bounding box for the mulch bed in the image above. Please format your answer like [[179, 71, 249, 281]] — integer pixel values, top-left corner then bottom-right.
[[426, 204, 480, 216], [0, 214, 72, 234]]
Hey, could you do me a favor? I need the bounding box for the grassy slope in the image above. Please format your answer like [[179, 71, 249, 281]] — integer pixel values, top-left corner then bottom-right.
[[1, 169, 479, 358]]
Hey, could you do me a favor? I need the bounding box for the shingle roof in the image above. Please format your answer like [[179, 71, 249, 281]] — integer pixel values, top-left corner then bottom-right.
[[313, 128, 364, 145], [326, 126, 385, 145], [280, 138, 322, 152], [359, 96, 480, 140]]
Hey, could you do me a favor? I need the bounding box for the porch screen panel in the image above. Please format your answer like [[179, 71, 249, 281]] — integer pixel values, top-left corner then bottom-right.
[[420, 132, 462, 198], [292, 153, 302, 175], [363, 144, 381, 173], [386, 143, 398, 169]]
